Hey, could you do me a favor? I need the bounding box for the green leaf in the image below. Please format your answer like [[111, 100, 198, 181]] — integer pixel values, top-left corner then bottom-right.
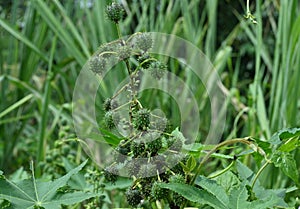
[[0, 160, 101, 209], [269, 127, 300, 146], [271, 150, 299, 184], [248, 194, 281, 209], [195, 175, 229, 206], [186, 156, 197, 172], [228, 182, 250, 209], [0, 18, 48, 62], [171, 127, 186, 142], [99, 128, 124, 147], [236, 161, 288, 208], [158, 182, 228, 209], [278, 136, 299, 152], [228, 183, 280, 209]]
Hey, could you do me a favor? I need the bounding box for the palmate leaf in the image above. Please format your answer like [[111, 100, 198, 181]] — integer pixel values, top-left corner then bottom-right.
[[228, 182, 280, 209], [195, 175, 229, 207], [0, 160, 100, 209], [158, 182, 228, 209], [236, 160, 288, 208]]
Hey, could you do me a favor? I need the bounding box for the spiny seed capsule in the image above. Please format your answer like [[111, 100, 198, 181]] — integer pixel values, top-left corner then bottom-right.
[[151, 181, 168, 200], [117, 44, 132, 60], [151, 117, 168, 132], [138, 163, 157, 178], [147, 138, 162, 155], [173, 192, 186, 206], [126, 160, 140, 176], [140, 179, 153, 197], [149, 61, 167, 80], [133, 109, 150, 130], [105, 2, 125, 24], [125, 188, 142, 207], [103, 98, 118, 111], [103, 166, 118, 184], [131, 141, 146, 158], [104, 111, 118, 129], [168, 174, 185, 184], [89, 56, 106, 75], [135, 33, 153, 53]]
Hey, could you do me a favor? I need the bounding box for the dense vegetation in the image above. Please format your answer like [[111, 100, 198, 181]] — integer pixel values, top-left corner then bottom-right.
[[0, 0, 299, 208]]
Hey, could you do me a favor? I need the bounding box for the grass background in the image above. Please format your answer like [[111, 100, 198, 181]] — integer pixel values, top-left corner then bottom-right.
[[0, 0, 299, 207]]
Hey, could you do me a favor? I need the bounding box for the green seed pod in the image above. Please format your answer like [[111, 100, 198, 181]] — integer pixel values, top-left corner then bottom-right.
[[117, 44, 132, 60], [103, 166, 118, 184], [139, 178, 154, 197], [133, 109, 150, 131], [126, 160, 140, 176], [149, 61, 167, 80], [151, 181, 168, 200], [151, 117, 168, 132], [89, 56, 106, 75], [147, 138, 162, 155], [61, 144, 70, 155], [125, 188, 142, 207], [168, 174, 185, 184], [173, 192, 185, 206], [138, 163, 157, 178], [105, 2, 125, 24], [131, 141, 146, 158], [103, 98, 118, 111], [135, 33, 153, 53], [104, 111, 119, 129]]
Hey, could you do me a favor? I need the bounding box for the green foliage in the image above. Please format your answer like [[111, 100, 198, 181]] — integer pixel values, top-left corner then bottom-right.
[[0, 160, 101, 209], [1, 0, 300, 208]]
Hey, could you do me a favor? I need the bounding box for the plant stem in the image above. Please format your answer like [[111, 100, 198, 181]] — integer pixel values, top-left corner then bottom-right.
[[247, 0, 250, 14], [115, 24, 122, 39], [251, 160, 270, 189], [190, 137, 252, 185], [208, 160, 235, 179], [37, 36, 57, 173]]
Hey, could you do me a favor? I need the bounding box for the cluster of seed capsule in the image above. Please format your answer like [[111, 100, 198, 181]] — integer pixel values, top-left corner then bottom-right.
[[87, 2, 188, 208]]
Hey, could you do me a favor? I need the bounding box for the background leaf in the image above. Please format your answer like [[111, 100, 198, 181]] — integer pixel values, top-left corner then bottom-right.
[[0, 160, 101, 209], [158, 182, 228, 209]]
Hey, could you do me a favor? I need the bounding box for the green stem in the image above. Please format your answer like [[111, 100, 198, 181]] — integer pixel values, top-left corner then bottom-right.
[[190, 137, 252, 185], [208, 160, 235, 179], [115, 24, 122, 39], [37, 36, 57, 171], [251, 160, 270, 189], [247, 0, 250, 14]]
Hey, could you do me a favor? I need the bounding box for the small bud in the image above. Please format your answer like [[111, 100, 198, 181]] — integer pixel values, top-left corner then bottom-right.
[[89, 56, 106, 75], [105, 2, 125, 24], [151, 181, 169, 200], [134, 33, 153, 53], [117, 44, 132, 60], [104, 111, 119, 129], [125, 188, 142, 207], [103, 98, 118, 111], [149, 61, 167, 80], [133, 108, 150, 131], [131, 140, 146, 158], [168, 174, 185, 184], [103, 166, 118, 184]]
